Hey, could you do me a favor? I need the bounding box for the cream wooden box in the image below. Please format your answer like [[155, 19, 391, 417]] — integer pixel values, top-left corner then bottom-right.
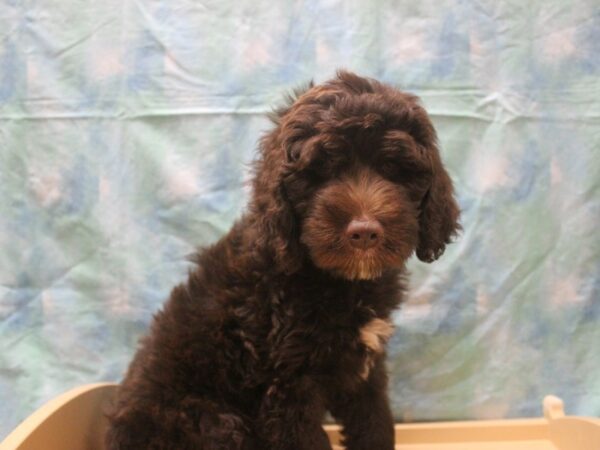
[[2, 384, 599, 450]]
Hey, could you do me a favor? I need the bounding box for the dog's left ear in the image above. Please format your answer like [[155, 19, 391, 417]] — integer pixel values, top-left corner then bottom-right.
[[415, 140, 461, 263]]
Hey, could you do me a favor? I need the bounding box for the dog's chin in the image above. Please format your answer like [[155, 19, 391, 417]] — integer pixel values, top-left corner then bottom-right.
[[335, 262, 383, 281], [312, 249, 400, 281]]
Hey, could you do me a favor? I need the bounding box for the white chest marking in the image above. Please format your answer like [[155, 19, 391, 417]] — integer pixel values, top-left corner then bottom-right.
[[359, 318, 394, 379]]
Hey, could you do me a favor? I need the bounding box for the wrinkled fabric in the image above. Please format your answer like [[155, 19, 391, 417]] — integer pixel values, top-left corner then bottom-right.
[[0, 0, 599, 438]]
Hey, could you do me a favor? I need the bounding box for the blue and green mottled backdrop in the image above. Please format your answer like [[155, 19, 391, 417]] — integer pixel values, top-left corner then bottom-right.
[[1, 0, 599, 438]]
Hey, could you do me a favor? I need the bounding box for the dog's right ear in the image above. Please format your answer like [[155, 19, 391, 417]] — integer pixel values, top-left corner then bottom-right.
[[250, 80, 328, 273], [251, 130, 304, 275]]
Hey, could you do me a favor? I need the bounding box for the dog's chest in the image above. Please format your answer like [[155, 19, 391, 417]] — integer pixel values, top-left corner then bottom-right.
[[356, 317, 394, 378], [266, 288, 394, 383]]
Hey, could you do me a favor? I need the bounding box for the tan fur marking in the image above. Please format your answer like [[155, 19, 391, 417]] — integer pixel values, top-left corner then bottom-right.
[[359, 318, 394, 379], [360, 318, 394, 353]]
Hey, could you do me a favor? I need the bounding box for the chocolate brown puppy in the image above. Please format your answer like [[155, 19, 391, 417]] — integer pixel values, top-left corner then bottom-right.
[[106, 71, 460, 450]]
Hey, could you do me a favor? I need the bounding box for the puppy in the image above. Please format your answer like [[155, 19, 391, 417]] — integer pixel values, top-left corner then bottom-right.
[[106, 70, 460, 450]]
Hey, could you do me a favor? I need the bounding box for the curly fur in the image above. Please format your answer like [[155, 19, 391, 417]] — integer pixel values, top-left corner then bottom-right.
[[105, 70, 460, 450]]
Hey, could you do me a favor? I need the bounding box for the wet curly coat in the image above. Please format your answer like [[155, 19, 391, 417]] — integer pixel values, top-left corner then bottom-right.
[[106, 71, 460, 450]]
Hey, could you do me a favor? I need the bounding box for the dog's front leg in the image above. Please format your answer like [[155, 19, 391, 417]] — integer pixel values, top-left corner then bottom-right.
[[329, 357, 395, 450], [257, 376, 332, 450]]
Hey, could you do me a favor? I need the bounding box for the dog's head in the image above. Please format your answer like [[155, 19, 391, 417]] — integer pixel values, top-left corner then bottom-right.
[[252, 71, 460, 279]]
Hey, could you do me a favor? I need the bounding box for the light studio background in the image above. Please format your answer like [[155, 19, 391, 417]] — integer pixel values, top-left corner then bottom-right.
[[1, 0, 599, 438]]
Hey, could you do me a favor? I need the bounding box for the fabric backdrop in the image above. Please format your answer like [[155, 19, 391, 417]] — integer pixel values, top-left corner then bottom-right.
[[1, 0, 599, 438]]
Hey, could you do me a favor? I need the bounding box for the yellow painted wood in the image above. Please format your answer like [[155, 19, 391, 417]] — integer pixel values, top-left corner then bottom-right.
[[2, 384, 599, 450]]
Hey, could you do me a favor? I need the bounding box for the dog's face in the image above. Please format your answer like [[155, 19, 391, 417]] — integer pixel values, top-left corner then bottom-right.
[[254, 71, 460, 279], [297, 151, 424, 281]]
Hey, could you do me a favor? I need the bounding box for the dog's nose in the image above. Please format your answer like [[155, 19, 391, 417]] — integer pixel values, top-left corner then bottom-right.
[[346, 218, 383, 250]]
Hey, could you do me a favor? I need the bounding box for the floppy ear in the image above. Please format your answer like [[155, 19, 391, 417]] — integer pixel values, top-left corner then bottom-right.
[[251, 129, 304, 274], [249, 81, 325, 274], [416, 147, 461, 263]]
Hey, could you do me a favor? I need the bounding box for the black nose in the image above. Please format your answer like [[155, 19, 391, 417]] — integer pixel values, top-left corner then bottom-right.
[[345, 218, 383, 250]]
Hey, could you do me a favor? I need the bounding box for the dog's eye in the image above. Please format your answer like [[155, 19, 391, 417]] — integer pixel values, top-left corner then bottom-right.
[[377, 150, 432, 182], [378, 159, 401, 178], [286, 141, 303, 162], [324, 153, 350, 175]]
